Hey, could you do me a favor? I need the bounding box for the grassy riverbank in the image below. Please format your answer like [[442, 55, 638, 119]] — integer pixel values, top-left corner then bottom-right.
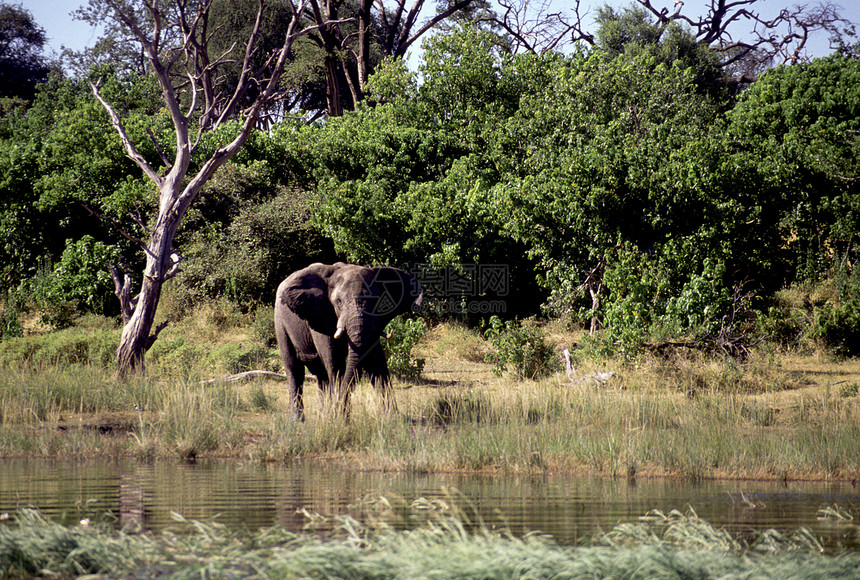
[[2, 504, 860, 579], [0, 310, 858, 480]]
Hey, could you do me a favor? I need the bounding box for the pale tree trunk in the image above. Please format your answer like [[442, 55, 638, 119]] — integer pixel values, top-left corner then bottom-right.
[[355, 0, 371, 94], [114, 207, 183, 377], [116, 267, 162, 374], [92, 0, 310, 379]]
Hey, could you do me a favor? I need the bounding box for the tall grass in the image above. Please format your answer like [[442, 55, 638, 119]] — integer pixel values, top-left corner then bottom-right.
[[0, 365, 132, 424], [0, 313, 858, 478], [0, 366, 244, 460], [2, 506, 859, 579], [244, 373, 860, 479], [1, 358, 857, 477]]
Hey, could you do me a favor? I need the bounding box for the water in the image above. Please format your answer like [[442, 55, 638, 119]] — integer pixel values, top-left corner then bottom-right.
[[0, 459, 857, 550]]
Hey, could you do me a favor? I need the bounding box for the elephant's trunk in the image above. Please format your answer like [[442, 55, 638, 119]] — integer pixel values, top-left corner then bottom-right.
[[339, 345, 361, 416]]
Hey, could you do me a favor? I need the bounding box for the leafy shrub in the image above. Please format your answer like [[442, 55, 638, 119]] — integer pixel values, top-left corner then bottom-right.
[[29, 236, 120, 327], [423, 322, 488, 362], [838, 382, 859, 398], [252, 305, 277, 348], [212, 343, 274, 374], [814, 299, 860, 358], [1, 291, 22, 340], [177, 184, 336, 311], [484, 316, 557, 379], [756, 283, 836, 353], [382, 316, 426, 379], [147, 336, 206, 377], [663, 261, 732, 336]]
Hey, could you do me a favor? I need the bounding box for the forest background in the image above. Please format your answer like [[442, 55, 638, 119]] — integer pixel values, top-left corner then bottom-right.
[[0, 0, 858, 372]]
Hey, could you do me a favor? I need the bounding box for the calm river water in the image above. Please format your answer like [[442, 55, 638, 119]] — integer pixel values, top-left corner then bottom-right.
[[1, 459, 857, 550]]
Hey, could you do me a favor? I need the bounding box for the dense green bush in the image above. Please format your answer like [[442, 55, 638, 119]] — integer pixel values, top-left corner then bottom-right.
[[274, 27, 857, 357], [726, 55, 860, 284], [484, 316, 557, 380], [176, 167, 337, 311], [0, 291, 22, 340], [252, 305, 277, 348], [382, 316, 427, 379], [0, 69, 156, 296], [815, 299, 860, 358], [146, 335, 206, 377], [295, 27, 762, 343], [212, 342, 277, 374], [29, 236, 120, 327]]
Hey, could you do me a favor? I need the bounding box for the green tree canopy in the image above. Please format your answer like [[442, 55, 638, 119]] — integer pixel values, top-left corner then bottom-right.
[[727, 54, 860, 282], [0, 68, 162, 297], [296, 24, 858, 340], [0, 2, 49, 101]]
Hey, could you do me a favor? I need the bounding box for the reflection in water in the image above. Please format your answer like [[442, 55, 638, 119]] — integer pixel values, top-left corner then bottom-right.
[[0, 459, 857, 550]]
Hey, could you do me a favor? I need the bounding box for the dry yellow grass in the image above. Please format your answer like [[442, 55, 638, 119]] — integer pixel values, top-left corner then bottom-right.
[[1, 318, 858, 480]]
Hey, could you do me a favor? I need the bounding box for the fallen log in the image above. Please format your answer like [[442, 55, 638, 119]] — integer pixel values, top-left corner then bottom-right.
[[200, 370, 289, 384]]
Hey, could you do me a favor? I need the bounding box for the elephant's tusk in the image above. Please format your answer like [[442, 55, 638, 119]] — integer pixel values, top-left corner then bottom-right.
[[334, 327, 345, 339]]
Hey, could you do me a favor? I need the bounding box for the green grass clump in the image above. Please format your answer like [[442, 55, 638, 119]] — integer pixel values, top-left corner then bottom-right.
[[0, 325, 119, 369], [1, 506, 859, 579], [0, 366, 133, 424]]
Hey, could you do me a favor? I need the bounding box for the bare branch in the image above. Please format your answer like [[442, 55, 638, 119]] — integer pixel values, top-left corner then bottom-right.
[[213, 0, 265, 128], [88, 80, 163, 185], [145, 128, 173, 170], [109, 265, 135, 325], [80, 203, 150, 252], [146, 320, 170, 350], [164, 252, 182, 281], [200, 370, 290, 384], [635, 0, 853, 73], [402, 0, 477, 55], [486, 0, 593, 55]]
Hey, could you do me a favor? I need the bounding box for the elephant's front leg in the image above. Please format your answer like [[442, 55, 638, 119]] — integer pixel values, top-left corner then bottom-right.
[[287, 364, 305, 421], [279, 341, 306, 421]]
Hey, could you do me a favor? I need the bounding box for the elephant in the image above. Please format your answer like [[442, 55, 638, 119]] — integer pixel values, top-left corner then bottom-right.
[[274, 262, 424, 420]]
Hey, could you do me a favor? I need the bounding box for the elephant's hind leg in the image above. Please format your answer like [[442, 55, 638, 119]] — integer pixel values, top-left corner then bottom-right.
[[279, 338, 306, 421]]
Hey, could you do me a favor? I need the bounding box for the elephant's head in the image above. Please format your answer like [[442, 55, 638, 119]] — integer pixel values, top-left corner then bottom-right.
[[282, 262, 424, 391]]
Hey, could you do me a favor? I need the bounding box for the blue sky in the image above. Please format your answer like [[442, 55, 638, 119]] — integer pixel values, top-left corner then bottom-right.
[[25, 0, 860, 62]]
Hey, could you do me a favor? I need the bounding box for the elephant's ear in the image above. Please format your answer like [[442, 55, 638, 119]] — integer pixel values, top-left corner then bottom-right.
[[370, 267, 424, 319], [281, 270, 338, 335]]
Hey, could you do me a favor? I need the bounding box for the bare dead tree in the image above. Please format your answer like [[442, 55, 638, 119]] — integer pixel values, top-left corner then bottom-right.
[[636, 0, 852, 80], [375, 0, 477, 59], [88, 0, 315, 378], [301, 0, 478, 116], [487, 0, 593, 54]]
